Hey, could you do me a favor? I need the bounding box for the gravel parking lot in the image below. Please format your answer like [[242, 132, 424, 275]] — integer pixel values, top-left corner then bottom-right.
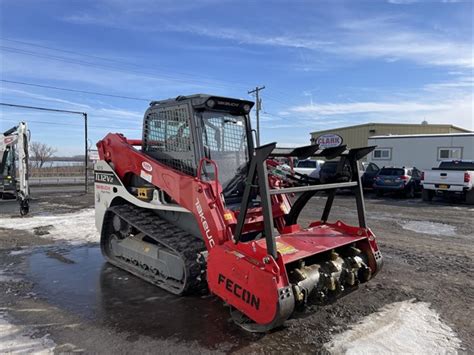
[[0, 190, 472, 353]]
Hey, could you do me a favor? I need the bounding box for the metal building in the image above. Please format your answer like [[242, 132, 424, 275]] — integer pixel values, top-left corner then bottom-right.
[[310, 123, 470, 149], [367, 133, 474, 170]]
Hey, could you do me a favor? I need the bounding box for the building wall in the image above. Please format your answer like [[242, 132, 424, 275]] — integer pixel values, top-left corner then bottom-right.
[[310, 123, 470, 149], [367, 134, 474, 170]]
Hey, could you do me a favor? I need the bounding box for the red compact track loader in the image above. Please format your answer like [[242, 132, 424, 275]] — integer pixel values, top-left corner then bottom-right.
[[94, 94, 382, 331]]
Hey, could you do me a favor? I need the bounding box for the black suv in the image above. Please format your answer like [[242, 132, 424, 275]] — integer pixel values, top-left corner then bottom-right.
[[319, 160, 352, 184], [373, 167, 422, 198], [361, 162, 380, 188]]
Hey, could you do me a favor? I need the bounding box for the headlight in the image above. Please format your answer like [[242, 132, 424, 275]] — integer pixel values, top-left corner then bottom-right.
[[206, 99, 216, 108]]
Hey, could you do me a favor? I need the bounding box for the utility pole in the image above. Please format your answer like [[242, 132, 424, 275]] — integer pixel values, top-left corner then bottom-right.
[[83, 113, 88, 193], [248, 85, 265, 146]]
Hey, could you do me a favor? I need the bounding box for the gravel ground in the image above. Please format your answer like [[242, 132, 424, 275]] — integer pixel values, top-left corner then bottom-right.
[[0, 190, 472, 354]]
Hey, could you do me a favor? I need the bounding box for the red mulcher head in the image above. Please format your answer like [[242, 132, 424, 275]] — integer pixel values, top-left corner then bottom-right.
[[206, 143, 383, 332]]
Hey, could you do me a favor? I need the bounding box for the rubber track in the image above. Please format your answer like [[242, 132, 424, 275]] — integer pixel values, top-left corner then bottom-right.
[[103, 203, 207, 295]]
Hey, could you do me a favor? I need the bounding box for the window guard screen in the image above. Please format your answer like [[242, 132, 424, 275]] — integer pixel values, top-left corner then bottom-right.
[[143, 104, 196, 175]]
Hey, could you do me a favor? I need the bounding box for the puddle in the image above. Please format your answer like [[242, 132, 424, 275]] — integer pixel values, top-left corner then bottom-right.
[[26, 246, 255, 349]]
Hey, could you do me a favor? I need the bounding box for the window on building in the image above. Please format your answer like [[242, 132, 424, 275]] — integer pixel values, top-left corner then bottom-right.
[[438, 147, 462, 160], [373, 148, 391, 160]]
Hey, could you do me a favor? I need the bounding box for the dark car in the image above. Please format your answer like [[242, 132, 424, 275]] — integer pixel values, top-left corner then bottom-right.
[[319, 160, 352, 184], [373, 167, 422, 198], [361, 162, 380, 188]]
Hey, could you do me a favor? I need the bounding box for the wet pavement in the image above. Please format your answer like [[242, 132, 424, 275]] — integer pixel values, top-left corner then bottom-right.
[[27, 245, 257, 350], [0, 191, 473, 353]]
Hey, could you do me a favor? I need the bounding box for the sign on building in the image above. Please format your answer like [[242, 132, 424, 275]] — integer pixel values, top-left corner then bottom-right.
[[316, 133, 343, 148]]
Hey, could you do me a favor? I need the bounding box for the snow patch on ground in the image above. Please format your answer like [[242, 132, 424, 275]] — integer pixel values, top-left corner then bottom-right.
[[0, 312, 55, 354], [0, 209, 98, 244], [325, 300, 461, 354], [0, 271, 21, 283], [9, 249, 31, 256], [400, 220, 456, 236]]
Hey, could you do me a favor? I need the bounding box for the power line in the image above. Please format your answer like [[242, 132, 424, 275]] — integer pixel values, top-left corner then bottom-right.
[[0, 43, 251, 91], [0, 37, 143, 67], [0, 102, 86, 115], [263, 111, 289, 120], [0, 37, 248, 87], [1, 37, 308, 109], [1, 79, 151, 102], [0, 117, 141, 131]]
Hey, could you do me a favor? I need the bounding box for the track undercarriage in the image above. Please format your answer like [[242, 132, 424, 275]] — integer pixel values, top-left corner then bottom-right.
[[101, 204, 207, 295]]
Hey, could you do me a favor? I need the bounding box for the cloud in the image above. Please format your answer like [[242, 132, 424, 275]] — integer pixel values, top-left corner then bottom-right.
[[171, 17, 472, 70], [288, 101, 451, 115], [62, 0, 227, 29], [60, 2, 472, 70], [1, 87, 92, 110], [284, 75, 473, 131], [0, 47, 242, 98], [166, 25, 333, 49], [334, 31, 473, 68], [422, 76, 473, 91], [284, 93, 473, 130], [387, 0, 419, 4]]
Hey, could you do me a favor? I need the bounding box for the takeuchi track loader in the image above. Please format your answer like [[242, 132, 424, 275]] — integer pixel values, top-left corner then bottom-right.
[[95, 94, 383, 331]]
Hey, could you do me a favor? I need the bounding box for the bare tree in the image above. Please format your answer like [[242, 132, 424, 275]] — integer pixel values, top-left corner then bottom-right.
[[31, 142, 56, 168]]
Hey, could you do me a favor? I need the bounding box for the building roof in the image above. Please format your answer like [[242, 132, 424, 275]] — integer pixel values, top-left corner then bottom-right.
[[369, 132, 474, 139], [310, 122, 472, 135]]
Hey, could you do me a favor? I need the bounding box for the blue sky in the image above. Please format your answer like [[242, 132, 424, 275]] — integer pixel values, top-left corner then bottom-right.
[[0, 0, 472, 155]]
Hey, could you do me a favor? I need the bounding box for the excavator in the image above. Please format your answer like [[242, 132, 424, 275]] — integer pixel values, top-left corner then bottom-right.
[[95, 94, 382, 331], [0, 122, 30, 215]]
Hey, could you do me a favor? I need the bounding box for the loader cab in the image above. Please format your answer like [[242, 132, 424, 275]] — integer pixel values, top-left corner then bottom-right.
[[142, 94, 254, 204]]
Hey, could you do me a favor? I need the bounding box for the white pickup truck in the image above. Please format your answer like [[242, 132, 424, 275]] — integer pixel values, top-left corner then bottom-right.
[[293, 159, 325, 181], [422, 160, 474, 204]]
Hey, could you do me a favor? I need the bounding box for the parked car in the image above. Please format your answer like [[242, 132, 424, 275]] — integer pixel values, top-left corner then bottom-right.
[[361, 162, 380, 188], [319, 160, 352, 184], [373, 167, 422, 198], [293, 159, 325, 181], [421, 160, 474, 204]]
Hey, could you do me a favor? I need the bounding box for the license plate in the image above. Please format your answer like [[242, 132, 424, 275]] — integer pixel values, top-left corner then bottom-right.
[[439, 184, 448, 189], [384, 179, 391, 183]]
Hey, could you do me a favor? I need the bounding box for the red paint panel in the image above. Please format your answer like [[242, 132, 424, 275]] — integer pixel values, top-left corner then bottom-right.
[[255, 223, 367, 264], [207, 245, 280, 325]]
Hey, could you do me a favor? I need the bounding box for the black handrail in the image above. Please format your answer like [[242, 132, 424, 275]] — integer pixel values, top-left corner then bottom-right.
[[233, 144, 376, 259]]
